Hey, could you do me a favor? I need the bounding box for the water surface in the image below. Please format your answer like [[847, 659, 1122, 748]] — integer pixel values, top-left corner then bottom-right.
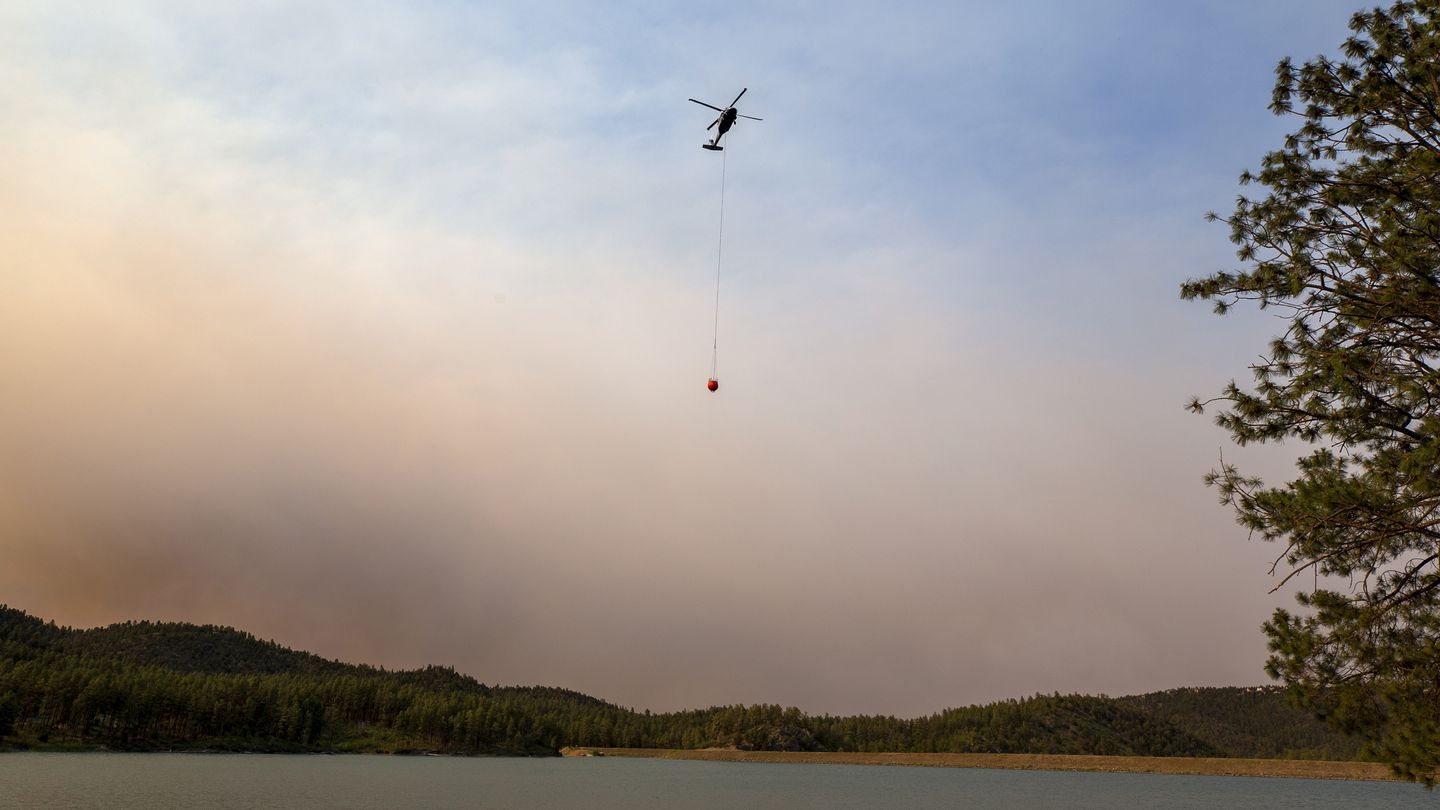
[[0, 753, 1431, 809]]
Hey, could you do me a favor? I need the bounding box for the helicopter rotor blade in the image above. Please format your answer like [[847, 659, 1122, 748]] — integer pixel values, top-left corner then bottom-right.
[[729, 87, 747, 107], [689, 98, 724, 112], [737, 115, 763, 121], [707, 116, 721, 131]]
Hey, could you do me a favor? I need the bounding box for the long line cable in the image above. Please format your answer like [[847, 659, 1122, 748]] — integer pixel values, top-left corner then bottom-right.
[[711, 145, 728, 379]]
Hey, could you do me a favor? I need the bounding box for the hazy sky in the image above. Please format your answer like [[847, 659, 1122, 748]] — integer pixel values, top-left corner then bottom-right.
[[0, 1, 1368, 715]]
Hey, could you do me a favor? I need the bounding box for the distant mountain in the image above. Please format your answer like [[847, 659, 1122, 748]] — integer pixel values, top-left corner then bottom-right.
[[62, 620, 355, 677], [1118, 686, 1360, 760], [0, 605, 1362, 759], [0, 607, 342, 674]]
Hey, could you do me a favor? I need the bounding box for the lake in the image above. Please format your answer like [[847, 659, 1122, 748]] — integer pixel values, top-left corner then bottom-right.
[[0, 753, 1431, 809]]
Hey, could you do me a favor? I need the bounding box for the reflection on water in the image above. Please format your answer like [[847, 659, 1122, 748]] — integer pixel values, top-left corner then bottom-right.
[[0, 752, 1430, 810]]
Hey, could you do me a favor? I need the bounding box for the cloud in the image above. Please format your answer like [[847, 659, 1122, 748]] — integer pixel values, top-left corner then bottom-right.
[[0, 1, 1364, 715]]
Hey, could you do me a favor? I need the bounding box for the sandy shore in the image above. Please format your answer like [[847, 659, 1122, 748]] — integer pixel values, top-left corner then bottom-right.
[[560, 747, 1401, 782]]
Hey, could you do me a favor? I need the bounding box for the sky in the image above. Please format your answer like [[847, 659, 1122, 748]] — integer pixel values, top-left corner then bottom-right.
[[0, 0, 1372, 716]]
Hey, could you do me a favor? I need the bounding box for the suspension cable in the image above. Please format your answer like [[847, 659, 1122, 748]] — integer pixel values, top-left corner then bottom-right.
[[711, 146, 727, 379]]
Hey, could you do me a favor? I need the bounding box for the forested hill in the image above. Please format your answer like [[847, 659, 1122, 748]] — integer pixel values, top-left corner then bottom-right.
[[1119, 687, 1359, 761], [0, 605, 1361, 759], [6, 607, 352, 676]]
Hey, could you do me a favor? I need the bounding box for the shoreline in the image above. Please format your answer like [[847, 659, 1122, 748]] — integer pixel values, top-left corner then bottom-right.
[[560, 747, 1401, 782]]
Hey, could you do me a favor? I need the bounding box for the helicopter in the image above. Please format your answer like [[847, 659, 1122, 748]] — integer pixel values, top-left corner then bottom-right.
[[689, 88, 762, 151]]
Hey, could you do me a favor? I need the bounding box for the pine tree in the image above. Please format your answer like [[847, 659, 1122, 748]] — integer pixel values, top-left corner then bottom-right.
[[1183, 0, 1440, 784]]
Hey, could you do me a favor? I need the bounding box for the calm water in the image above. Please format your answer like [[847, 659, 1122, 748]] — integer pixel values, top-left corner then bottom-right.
[[0, 753, 1432, 809]]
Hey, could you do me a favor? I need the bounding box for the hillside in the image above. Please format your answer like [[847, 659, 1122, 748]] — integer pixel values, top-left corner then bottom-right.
[[1118, 686, 1360, 760], [66, 620, 355, 677], [0, 605, 1362, 759]]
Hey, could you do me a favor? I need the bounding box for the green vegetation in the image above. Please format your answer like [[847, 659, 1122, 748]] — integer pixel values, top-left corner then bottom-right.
[[1117, 687, 1359, 760], [0, 605, 1360, 759], [1182, 0, 1440, 785]]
